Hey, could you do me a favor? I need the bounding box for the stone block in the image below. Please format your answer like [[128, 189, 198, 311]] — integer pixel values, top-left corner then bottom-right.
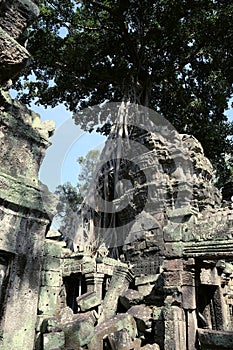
[[182, 271, 195, 286], [41, 271, 62, 287], [38, 286, 60, 316], [163, 306, 187, 348], [135, 275, 160, 297], [77, 291, 101, 312], [128, 305, 152, 332], [163, 305, 185, 322], [46, 318, 61, 332], [166, 206, 194, 219], [200, 267, 220, 285], [163, 259, 184, 272], [137, 284, 154, 296], [135, 274, 159, 286], [197, 329, 233, 349], [82, 261, 96, 274], [107, 328, 141, 350], [164, 242, 183, 258], [163, 224, 182, 241], [59, 306, 74, 324], [44, 240, 63, 257], [88, 313, 137, 350], [119, 289, 143, 310], [163, 271, 182, 286], [43, 331, 65, 350], [63, 257, 82, 276], [61, 314, 95, 348], [186, 311, 198, 350], [182, 285, 196, 310], [43, 256, 61, 272], [0, 27, 30, 82]]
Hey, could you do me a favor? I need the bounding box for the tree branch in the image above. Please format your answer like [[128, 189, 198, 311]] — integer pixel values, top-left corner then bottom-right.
[[76, 23, 99, 31]]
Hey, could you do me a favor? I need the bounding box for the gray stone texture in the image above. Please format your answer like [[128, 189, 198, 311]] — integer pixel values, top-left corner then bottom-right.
[[0, 1, 55, 349]]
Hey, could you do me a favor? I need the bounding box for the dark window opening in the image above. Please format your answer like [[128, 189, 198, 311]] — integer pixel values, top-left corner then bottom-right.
[[63, 273, 87, 313], [0, 251, 12, 316], [103, 337, 112, 350], [102, 275, 111, 299], [197, 285, 224, 330]]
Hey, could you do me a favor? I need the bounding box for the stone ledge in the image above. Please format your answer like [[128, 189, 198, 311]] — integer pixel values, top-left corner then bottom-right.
[[184, 240, 233, 257], [0, 170, 56, 215], [197, 328, 233, 349]]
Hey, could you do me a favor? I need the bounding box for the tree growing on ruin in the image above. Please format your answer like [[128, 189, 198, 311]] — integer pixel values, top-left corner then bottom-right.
[[77, 149, 101, 197], [14, 0, 233, 185], [55, 149, 100, 234]]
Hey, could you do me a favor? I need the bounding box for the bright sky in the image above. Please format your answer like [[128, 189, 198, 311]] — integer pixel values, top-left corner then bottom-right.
[[33, 103, 106, 192]]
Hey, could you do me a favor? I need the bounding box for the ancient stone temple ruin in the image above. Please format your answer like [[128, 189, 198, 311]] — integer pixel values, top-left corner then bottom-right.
[[1, 1, 233, 350], [36, 106, 233, 350], [0, 1, 55, 349]]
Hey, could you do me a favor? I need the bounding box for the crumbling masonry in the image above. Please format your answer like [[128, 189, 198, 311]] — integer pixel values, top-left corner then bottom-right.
[[0, 1, 54, 349], [1, 1, 233, 350]]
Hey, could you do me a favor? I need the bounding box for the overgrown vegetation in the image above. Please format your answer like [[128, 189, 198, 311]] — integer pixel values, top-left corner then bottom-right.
[[14, 0, 233, 185], [55, 149, 100, 235]]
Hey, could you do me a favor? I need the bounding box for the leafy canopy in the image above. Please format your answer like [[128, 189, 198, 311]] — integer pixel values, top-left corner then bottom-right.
[[54, 149, 100, 234], [14, 0, 233, 185], [77, 149, 100, 196]]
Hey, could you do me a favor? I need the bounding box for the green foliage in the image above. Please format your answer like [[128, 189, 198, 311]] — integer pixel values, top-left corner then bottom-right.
[[77, 149, 100, 197], [54, 182, 83, 235], [54, 149, 100, 233], [14, 0, 233, 185]]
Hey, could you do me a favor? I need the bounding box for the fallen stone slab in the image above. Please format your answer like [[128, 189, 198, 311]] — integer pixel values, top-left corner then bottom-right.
[[61, 313, 95, 349], [88, 313, 137, 350], [43, 331, 65, 350], [119, 289, 144, 310], [76, 291, 101, 312], [197, 328, 233, 349], [108, 328, 141, 350], [128, 304, 153, 332]]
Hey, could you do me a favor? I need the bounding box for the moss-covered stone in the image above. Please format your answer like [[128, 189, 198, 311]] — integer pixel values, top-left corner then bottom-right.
[[77, 291, 101, 312], [43, 331, 65, 350], [62, 316, 94, 348]]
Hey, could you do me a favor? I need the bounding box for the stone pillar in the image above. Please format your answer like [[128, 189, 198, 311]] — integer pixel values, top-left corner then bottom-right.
[[85, 273, 95, 293], [186, 310, 198, 350], [182, 258, 197, 350], [95, 273, 105, 299], [85, 273, 104, 299], [163, 258, 187, 349], [163, 305, 186, 350], [99, 265, 134, 322]]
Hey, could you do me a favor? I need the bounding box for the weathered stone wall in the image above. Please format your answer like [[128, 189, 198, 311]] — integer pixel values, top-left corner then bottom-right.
[[0, 1, 55, 349], [35, 113, 233, 350]]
